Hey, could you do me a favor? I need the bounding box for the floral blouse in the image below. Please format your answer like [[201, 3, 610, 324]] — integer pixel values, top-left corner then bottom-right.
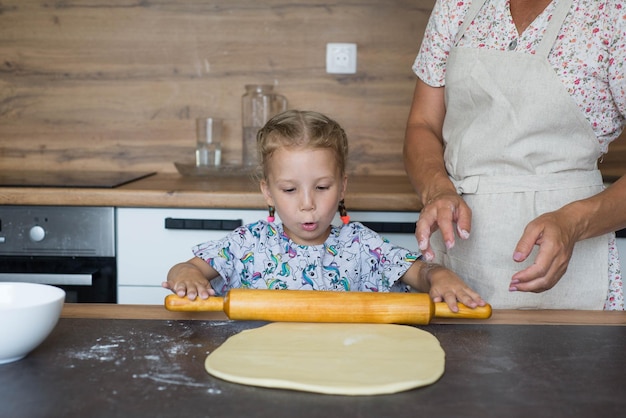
[[192, 221, 418, 295], [414, 0, 626, 153], [413, 0, 625, 310]]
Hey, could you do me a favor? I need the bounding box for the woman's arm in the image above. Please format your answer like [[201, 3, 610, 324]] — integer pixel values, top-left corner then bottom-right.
[[512, 174, 626, 292], [403, 78, 448, 203], [403, 79, 472, 260]]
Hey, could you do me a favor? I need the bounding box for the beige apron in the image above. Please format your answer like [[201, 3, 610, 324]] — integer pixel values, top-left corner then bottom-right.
[[433, 0, 609, 309]]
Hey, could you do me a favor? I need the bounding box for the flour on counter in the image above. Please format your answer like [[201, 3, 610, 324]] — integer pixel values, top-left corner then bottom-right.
[[62, 320, 226, 394], [133, 372, 221, 393]]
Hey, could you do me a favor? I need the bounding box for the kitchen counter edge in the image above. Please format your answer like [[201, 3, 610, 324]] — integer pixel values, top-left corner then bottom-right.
[[0, 173, 424, 211], [61, 303, 626, 326]]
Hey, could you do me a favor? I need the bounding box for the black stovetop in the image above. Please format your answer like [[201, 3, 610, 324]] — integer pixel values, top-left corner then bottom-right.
[[0, 170, 155, 188]]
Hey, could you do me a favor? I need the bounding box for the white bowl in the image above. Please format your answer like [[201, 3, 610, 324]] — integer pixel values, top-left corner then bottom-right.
[[0, 282, 65, 364]]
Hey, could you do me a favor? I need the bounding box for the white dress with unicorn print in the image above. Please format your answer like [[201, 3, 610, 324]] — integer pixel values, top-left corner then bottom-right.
[[192, 221, 418, 295]]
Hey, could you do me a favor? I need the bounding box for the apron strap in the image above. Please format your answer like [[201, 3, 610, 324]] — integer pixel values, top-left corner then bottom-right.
[[536, 0, 574, 57], [455, 0, 574, 56], [454, 0, 489, 45]]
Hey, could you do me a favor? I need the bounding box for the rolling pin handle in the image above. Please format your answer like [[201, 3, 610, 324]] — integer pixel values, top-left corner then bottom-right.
[[434, 302, 492, 319], [165, 294, 225, 312]]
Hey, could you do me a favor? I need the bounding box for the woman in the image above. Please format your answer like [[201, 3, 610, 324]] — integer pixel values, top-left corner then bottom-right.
[[403, 0, 626, 309]]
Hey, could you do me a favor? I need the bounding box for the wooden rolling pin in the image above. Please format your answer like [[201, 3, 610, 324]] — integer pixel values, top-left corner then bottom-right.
[[164, 289, 492, 325]]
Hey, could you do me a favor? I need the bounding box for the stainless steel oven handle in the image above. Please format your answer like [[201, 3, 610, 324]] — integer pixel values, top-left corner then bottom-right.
[[0, 273, 93, 286]]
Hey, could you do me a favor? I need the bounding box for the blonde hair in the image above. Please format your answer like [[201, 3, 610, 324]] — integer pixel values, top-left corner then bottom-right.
[[256, 110, 349, 179]]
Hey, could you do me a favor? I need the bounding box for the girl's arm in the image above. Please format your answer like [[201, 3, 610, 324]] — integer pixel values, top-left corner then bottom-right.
[[162, 256, 221, 300], [400, 260, 486, 312]]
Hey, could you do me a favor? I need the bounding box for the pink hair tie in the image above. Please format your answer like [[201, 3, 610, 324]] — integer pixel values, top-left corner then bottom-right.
[[338, 200, 350, 225]]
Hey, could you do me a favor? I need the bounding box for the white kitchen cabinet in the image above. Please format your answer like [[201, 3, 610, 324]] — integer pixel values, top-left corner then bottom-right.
[[117, 208, 267, 304], [116, 208, 420, 304]]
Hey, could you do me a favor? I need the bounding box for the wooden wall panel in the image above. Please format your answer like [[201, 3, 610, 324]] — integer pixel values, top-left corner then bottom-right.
[[1, 0, 624, 177], [0, 0, 434, 175]]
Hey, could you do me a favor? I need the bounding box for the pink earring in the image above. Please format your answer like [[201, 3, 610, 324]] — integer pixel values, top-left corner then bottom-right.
[[339, 200, 350, 225], [267, 206, 275, 223]]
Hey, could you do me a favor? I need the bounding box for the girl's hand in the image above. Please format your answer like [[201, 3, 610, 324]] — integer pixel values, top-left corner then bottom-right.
[[162, 257, 217, 300], [416, 192, 472, 261], [424, 264, 486, 312]]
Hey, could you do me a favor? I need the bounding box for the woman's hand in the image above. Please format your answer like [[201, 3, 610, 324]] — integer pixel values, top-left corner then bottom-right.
[[509, 174, 626, 292], [510, 209, 580, 293], [162, 257, 217, 300], [416, 191, 472, 261], [403, 79, 472, 260]]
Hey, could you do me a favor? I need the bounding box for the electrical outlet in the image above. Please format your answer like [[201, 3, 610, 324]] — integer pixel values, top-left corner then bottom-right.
[[326, 43, 357, 74]]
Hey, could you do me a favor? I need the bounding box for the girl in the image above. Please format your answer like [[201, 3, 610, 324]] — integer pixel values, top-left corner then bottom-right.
[[163, 110, 485, 312]]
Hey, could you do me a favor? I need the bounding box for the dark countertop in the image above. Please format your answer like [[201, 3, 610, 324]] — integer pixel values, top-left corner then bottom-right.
[[1, 307, 625, 418]]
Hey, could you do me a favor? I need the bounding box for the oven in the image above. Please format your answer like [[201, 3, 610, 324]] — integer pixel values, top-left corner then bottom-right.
[[0, 206, 117, 303]]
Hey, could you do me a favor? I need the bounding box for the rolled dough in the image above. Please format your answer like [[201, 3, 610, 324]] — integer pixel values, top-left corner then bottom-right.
[[205, 322, 445, 395]]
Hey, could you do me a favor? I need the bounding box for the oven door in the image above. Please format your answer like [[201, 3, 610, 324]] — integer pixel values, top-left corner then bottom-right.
[[0, 256, 117, 303]]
